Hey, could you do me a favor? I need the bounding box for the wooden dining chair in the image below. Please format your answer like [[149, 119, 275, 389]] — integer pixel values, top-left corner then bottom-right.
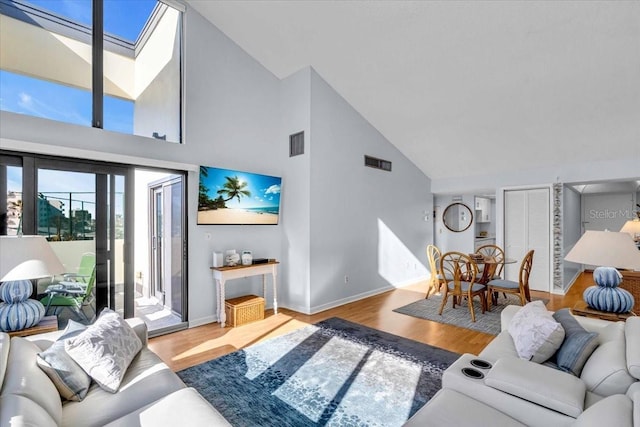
[[438, 251, 486, 322], [475, 244, 505, 282], [486, 250, 534, 310], [425, 244, 446, 299]]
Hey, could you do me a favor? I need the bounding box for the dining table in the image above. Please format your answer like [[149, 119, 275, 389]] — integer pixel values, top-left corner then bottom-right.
[[471, 255, 518, 285]]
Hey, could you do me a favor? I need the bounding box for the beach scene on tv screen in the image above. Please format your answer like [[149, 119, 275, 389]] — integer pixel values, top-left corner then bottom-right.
[[198, 166, 281, 225]]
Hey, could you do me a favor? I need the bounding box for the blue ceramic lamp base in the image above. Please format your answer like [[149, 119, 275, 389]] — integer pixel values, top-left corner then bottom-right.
[[584, 267, 635, 314], [0, 280, 46, 332]]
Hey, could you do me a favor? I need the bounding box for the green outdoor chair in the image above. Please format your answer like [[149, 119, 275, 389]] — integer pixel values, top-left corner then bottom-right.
[[40, 267, 96, 323], [62, 252, 95, 283]]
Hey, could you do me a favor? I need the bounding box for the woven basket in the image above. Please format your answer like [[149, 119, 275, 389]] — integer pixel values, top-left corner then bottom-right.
[[620, 271, 640, 314], [225, 295, 265, 327]]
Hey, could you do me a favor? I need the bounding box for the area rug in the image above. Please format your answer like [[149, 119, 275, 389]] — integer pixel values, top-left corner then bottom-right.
[[177, 317, 459, 426], [393, 294, 548, 336]]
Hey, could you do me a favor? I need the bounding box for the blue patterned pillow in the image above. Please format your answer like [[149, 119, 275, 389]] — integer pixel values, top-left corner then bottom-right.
[[36, 320, 92, 401], [552, 309, 599, 376]]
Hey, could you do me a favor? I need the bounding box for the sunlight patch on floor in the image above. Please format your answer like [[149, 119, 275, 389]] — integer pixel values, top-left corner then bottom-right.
[[171, 315, 312, 363]]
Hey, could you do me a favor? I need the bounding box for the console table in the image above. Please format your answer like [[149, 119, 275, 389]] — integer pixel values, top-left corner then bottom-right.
[[7, 315, 58, 337], [571, 300, 636, 321], [211, 261, 279, 327]]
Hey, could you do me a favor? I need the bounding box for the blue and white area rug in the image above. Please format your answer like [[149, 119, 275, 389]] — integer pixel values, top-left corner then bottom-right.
[[177, 317, 459, 426]]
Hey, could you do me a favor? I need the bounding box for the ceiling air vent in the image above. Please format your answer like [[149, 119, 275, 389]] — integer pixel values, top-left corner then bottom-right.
[[289, 131, 304, 157], [364, 155, 392, 172]]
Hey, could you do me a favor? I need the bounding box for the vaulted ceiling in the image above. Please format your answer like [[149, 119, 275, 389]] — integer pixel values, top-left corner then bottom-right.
[[186, 1, 640, 181]]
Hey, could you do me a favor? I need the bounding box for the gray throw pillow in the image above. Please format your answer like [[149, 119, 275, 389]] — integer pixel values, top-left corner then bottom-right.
[[65, 308, 142, 393], [552, 308, 599, 377], [36, 320, 92, 401]]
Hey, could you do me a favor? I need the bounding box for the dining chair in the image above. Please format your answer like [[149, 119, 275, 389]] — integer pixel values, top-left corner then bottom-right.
[[425, 244, 446, 299], [438, 251, 486, 322], [475, 244, 505, 282], [486, 250, 534, 310]]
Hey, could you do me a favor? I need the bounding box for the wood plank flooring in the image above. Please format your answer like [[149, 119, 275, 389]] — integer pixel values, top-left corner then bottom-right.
[[149, 272, 592, 372]]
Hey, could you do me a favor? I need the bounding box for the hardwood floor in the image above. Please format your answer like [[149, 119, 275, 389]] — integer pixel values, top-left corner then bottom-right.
[[149, 272, 592, 372]]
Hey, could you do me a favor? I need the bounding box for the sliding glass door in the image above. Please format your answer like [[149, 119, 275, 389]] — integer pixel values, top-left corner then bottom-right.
[[2, 152, 188, 335], [1, 153, 134, 322]]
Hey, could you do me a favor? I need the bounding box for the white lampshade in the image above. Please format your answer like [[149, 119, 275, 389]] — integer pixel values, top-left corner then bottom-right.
[[0, 235, 65, 282], [565, 230, 640, 270]]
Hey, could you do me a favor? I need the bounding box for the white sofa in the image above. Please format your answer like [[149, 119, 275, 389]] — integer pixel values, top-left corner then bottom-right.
[[0, 318, 231, 427], [405, 305, 640, 426]]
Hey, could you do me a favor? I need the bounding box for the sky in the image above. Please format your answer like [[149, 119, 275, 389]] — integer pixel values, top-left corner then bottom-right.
[[0, 0, 158, 134], [200, 167, 282, 210]]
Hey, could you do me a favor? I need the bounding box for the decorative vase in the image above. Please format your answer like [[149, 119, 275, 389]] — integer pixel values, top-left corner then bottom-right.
[[0, 280, 46, 332], [583, 267, 634, 313]]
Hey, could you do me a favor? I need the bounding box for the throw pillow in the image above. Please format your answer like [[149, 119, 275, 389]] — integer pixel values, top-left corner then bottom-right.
[[552, 308, 599, 376], [65, 308, 142, 393], [36, 320, 92, 401], [508, 300, 565, 363]]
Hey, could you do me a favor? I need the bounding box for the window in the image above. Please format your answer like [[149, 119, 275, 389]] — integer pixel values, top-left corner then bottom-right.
[[0, 0, 182, 142]]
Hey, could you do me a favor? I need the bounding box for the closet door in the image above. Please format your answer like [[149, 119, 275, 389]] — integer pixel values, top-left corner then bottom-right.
[[504, 191, 527, 281], [504, 188, 550, 292]]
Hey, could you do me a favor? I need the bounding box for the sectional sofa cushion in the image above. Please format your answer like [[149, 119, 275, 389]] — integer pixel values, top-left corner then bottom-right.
[[551, 308, 599, 377], [65, 309, 142, 393], [626, 317, 640, 380], [37, 320, 91, 401], [508, 300, 565, 363], [572, 394, 634, 427], [103, 388, 232, 427], [60, 347, 187, 427], [580, 322, 636, 396], [0, 333, 8, 390], [1, 337, 63, 424], [0, 394, 58, 427]]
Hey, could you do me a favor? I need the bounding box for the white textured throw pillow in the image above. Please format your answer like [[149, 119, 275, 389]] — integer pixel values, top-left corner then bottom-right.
[[508, 300, 565, 363], [65, 309, 142, 393]]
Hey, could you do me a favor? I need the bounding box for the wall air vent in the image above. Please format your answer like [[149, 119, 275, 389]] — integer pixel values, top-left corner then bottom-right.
[[364, 155, 392, 172], [289, 131, 304, 157]]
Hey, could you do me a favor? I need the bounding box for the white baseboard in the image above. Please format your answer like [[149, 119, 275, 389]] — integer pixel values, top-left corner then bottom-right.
[[188, 315, 217, 328], [306, 286, 393, 315], [187, 277, 428, 324]]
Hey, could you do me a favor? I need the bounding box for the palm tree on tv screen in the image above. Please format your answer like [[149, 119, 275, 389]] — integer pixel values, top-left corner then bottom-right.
[[217, 176, 251, 204]]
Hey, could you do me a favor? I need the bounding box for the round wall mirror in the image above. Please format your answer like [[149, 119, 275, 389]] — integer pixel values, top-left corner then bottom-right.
[[443, 203, 473, 232]]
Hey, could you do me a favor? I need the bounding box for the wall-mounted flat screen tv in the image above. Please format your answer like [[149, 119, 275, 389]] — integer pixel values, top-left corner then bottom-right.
[[198, 166, 282, 225]]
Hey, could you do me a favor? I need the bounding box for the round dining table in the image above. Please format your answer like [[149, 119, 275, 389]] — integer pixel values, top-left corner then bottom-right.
[[472, 256, 518, 285]]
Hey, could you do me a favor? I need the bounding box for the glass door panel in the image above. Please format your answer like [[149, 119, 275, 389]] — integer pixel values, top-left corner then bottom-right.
[[36, 168, 96, 322], [109, 174, 127, 317], [1, 160, 22, 236], [141, 172, 185, 335]]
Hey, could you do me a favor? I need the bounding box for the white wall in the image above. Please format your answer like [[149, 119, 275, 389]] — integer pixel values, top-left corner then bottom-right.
[[308, 70, 432, 312], [279, 68, 312, 313], [434, 194, 475, 255]]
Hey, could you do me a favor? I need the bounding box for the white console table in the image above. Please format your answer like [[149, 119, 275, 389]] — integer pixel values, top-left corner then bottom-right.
[[211, 261, 279, 327]]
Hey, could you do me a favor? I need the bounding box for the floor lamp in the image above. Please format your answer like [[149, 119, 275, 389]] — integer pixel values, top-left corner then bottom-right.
[[0, 235, 65, 331]]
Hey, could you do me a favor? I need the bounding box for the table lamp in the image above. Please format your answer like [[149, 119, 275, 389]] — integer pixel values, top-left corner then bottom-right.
[[565, 231, 640, 313], [0, 235, 65, 331]]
